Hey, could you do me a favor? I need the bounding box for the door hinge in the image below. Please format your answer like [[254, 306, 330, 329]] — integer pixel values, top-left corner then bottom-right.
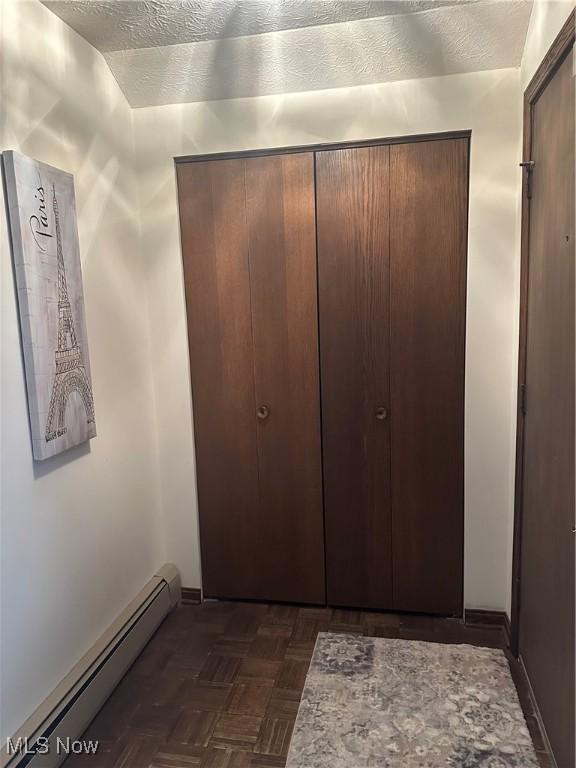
[[520, 160, 535, 199], [520, 383, 527, 416]]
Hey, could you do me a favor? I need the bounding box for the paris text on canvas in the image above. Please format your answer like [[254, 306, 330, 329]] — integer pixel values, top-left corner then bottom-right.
[[3, 151, 96, 460]]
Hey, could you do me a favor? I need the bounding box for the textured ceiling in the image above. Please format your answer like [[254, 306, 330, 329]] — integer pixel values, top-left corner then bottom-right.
[[43, 0, 472, 50], [43, 0, 533, 108]]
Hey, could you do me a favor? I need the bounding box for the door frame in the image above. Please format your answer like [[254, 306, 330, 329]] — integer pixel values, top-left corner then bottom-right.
[[174, 129, 471, 165], [510, 9, 575, 657]]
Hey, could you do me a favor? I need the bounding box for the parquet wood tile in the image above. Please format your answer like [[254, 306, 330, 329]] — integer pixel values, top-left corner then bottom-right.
[[150, 743, 204, 768], [361, 612, 401, 638], [369, 624, 401, 639], [63, 601, 552, 768], [150, 673, 195, 707], [254, 719, 293, 758], [361, 611, 400, 628], [236, 658, 281, 685], [249, 754, 286, 768], [254, 624, 292, 640], [330, 608, 363, 628], [185, 616, 229, 636], [227, 684, 273, 717], [199, 655, 242, 684], [265, 690, 300, 721], [290, 618, 323, 644], [224, 751, 253, 768], [111, 737, 162, 768], [175, 681, 232, 711], [296, 606, 332, 621], [169, 709, 219, 746], [129, 646, 173, 678], [224, 616, 263, 643], [175, 632, 216, 653], [274, 660, 308, 694], [198, 747, 233, 768], [248, 637, 289, 661], [210, 714, 262, 750], [265, 605, 298, 625], [212, 639, 252, 658], [282, 642, 313, 663], [129, 705, 182, 740]]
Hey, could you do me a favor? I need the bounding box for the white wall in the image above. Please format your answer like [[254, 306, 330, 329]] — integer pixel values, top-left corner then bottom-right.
[[134, 67, 523, 612], [521, 0, 574, 88], [0, 0, 164, 742]]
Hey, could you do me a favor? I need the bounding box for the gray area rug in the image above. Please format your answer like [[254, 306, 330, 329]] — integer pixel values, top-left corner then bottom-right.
[[286, 633, 539, 768]]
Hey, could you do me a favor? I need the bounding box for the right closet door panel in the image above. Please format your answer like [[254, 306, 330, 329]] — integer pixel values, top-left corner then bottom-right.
[[317, 146, 393, 609], [390, 138, 467, 614]]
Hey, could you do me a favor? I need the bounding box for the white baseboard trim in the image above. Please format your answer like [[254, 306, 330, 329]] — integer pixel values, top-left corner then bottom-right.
[[1, 564, 181, 768]]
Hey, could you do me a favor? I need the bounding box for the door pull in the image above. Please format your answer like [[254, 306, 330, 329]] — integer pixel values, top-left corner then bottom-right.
[[256, 405, 270, 421]]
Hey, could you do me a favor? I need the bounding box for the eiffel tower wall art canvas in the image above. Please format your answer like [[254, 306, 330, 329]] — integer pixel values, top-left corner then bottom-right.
[[2, 151, 96, 460]]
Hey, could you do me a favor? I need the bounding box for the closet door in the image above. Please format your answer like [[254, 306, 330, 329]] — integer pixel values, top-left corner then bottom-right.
[[390, 139, 467, 614], [316, 146, 393, 609], [177, 159, 260, 599], [244, 153, 325, 604], [177, 154, 324, 604]]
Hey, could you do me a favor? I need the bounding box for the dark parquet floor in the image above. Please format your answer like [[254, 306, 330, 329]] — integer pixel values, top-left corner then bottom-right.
[[65, 601, 553, 768]]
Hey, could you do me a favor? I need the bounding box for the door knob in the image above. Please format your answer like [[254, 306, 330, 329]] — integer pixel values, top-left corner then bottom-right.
[[375, 407, 388, 421], [256, 405, 270, 421]]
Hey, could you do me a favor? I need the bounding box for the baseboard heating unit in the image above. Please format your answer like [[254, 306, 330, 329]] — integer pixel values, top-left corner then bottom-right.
[[1, 564, 181, 768]]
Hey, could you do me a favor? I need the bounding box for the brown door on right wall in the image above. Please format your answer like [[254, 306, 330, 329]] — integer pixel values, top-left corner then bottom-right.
[[518, 45, 575, 768]]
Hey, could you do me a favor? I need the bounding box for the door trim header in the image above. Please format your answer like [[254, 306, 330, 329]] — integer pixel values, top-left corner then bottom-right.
[[174, 129, 471, 165]]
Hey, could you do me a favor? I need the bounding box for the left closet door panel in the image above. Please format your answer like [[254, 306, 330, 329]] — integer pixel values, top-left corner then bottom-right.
[[177, 154, 325, 603], [177, 159, 261, 599], [245, 153, 325, 604]]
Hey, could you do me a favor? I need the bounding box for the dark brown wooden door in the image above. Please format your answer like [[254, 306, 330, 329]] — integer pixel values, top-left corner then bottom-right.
[[316, 146, 393, 609], [519, 47, 575, 768], [244, 153, 325, 604], [177, 155, 324, 604], [177, 159, 260, 600], [389, 139, 467, 614]]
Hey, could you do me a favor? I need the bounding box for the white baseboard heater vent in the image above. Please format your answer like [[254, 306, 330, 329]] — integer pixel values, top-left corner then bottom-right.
[[1, 564, 181, 768]]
